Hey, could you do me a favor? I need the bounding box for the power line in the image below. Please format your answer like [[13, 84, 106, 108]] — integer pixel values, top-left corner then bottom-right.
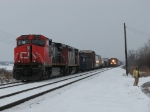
[[0, 29, 16, 38], [0, 32, 16, 41], [0, 29, 16, 46], [126, 26, 150, 37]]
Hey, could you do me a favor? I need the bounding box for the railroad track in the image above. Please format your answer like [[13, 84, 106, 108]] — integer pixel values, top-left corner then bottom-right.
[[0, 69, 101, 99], [0, 68, 111, 111], [0, 69, 101, 89], [0, 82, 29, 89], [0, 81, 20, 86]]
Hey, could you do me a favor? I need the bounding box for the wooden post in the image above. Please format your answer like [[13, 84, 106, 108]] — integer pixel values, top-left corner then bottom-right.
[[124, 23, 128, 75]]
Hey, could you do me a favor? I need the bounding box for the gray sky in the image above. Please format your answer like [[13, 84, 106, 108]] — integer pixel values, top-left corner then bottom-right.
[[0, 0, 150, 61]]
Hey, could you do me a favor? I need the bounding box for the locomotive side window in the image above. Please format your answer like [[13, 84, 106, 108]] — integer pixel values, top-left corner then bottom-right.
[[18, 39, 30, 46], [46, 39, 52, 46], [32, 39, 45, 46], [46, 40, 49, 46]]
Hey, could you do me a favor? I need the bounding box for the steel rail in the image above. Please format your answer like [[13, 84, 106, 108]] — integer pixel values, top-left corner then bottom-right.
[[0, 82, 28, 89], [0, 81, 21, 86]]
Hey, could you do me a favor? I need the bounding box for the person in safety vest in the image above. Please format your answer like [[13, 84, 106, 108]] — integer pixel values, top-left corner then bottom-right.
[[135, 68, 140, 86], [133, 67, 139, 86]]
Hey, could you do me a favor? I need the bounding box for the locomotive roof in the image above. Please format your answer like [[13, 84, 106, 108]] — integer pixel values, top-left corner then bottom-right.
[[80, 50, 95, 53], [16, 34, 52, 41], [96, 54, 101, 56], [103, 58, 109, 61], [110, 58, 118, 59], [52, 42, 78, 50], [103, 58, 109, 60]]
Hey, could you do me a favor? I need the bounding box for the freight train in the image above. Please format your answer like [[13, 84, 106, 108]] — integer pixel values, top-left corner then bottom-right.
[[13, 34, 122, 81]]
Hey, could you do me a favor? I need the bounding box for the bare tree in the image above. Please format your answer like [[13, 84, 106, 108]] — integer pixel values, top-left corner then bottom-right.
[[127, 50, 136, 66]]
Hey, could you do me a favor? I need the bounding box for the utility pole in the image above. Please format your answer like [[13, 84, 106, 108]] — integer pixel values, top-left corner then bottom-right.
[[124, 23, 128, 75]]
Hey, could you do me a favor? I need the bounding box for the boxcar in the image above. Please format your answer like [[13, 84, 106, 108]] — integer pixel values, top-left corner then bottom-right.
[[79, 50, 95, 71]]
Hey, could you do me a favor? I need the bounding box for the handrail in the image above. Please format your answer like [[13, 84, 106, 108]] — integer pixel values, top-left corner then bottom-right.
[[36, 52, 44, 62]]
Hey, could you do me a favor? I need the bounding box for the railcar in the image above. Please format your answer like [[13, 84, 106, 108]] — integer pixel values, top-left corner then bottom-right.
[[13, 34, 79, 81], [109, 58, 121, 67], [103, 58, 109, 67], [79, 50, 95, 71], [79, 54, 91, 72], [95, 54, 102, 69], [101, 59, 105, 68]]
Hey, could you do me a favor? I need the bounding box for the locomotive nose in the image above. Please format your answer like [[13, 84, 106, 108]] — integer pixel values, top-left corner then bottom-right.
[[19, 45, 32, 63]]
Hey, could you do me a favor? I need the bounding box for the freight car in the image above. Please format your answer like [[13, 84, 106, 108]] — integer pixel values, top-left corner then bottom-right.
[[79, 54, 91, 72], [13, 35, 79, 81], [101, 59, 105, 68], [103, 58, 109, 67], [79, 50, 95, 71], [109, 58, 121, 67], [95, 54, 102, 69]]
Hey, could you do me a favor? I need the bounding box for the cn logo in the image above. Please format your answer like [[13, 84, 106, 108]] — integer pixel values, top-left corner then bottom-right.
[[20, 52, 30, 59], [20, 52, 37, 59]]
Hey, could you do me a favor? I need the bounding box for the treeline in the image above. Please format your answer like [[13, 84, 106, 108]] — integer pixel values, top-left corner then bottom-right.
[[128, 39, 150, 69], [0, 61, 13, 65]]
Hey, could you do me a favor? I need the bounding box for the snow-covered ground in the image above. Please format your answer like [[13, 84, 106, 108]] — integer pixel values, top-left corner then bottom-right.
[[2, 67, 150, 112]]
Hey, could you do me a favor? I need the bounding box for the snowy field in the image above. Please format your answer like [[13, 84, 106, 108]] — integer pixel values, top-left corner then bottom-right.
[[0, 65, 13, 71], [2, 66, 150, 112]]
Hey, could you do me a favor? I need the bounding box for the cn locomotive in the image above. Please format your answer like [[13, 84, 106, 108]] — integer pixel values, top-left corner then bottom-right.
[[13, 35, 80, 81], [13, 34, 122, 81], [109, 58, 121, 67]]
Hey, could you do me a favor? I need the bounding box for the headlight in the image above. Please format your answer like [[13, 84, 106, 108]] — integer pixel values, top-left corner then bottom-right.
[[33, 60, 36, 62], [27, 46, 30, 50], [18, 60, 20, 63], [96, 61, 99, 63]]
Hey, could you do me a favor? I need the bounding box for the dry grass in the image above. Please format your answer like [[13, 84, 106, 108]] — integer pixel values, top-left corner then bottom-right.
[[128, 66, 150, 77], [0, 68, 14, 84]]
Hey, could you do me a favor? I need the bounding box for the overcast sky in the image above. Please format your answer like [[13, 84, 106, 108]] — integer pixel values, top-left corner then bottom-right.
[[0, 0, 150, 61]]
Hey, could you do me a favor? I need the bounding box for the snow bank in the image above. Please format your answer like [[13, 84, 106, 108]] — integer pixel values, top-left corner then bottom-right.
[[2, 67, 150, 112]]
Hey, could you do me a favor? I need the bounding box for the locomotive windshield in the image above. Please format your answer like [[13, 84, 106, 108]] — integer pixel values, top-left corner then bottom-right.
[[18, 39, 30, 46], [32, 39, 45, 46]]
